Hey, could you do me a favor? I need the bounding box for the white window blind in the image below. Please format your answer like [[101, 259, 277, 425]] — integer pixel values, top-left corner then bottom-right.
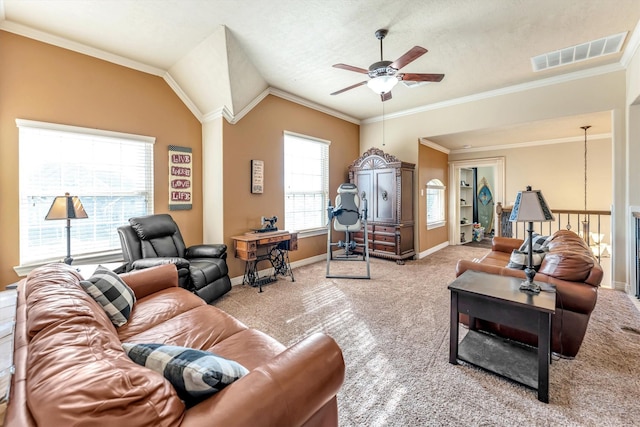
[[426, 179, 446, 228], [17, 119, 154, 265], [284, 132, 330, 233]]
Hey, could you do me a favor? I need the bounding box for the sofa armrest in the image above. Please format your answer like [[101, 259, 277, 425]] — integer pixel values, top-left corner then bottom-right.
[[119, 264, 179, 299], [181, 332, 345, 427], [492, 236, 524, 253], [131, 257, 190, 270], [456, 259, 526, 279], [186, 244, 227, 259]]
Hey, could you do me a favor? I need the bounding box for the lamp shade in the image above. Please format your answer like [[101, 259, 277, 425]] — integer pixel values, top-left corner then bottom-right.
[[367, 75, 398, 94], [509, 186, 555, 222], [45, 192, 88, 220]]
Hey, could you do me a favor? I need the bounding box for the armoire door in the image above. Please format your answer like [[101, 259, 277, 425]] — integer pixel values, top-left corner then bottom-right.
[[374, 169, 396, 223], [354, 170, 373, 221]]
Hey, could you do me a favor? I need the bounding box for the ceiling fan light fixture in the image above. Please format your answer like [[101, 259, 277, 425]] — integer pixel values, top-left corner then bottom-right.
[[367, 75, 398, 94]]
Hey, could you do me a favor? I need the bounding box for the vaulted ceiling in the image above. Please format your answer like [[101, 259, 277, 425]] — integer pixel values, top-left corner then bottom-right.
[[1, 0, 639, 148]]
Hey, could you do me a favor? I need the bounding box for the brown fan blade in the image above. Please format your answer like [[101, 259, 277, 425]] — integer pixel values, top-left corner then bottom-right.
[[330, 81, 368, 95], [389, 46, 428, 70], [381, 91, 392, 102], [332, 63, 369, 74], [398, 73, 445, 82]]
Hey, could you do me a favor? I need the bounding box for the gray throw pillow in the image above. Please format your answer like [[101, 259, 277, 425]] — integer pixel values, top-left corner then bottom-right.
[[507, 249, 546, 270], [122, 343, 249, 402], [518, 232, 553, 252], [80, 265, 136, 327]]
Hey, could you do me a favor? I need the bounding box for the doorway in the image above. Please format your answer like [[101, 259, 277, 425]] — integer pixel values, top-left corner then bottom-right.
[[449, 157, 505, 245]]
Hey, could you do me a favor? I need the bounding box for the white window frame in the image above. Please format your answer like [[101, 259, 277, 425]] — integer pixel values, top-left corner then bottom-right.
[[426, 179, 446, 230], [284, 131, 330, 236], [16, 119, 155, 275]]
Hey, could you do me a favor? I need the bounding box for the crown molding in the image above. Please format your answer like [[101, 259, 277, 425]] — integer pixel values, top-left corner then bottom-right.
[[621, 19, 640, 67], [201, 87, 361, 125], [5, 17, 625, 131], [227, 88, 271, 124], [163, 72, 204, 122], [202, 105, 234, 123], [0, 18, 357, 126], [419, 138, 450, 154], [0, 21, 165, 76], [362, 63, 625, 124], [268, 88, 360, 125], [449, 132, 612, 154]]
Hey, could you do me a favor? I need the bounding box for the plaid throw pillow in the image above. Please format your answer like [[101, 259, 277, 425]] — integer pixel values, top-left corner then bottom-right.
[[507, 249, 546, 270], [80, 265, 136, 327], [122, 343, 249, 402], [518, 233, 553, 252]]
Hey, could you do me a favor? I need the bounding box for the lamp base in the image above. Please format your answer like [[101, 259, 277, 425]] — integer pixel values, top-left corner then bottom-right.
[[519, 280, 541, 294], [64, 256, 73, 265], [519, 265, 539, 293]]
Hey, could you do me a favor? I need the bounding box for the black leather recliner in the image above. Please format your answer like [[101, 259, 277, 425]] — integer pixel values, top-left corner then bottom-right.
[[117, 214, 231, 303]]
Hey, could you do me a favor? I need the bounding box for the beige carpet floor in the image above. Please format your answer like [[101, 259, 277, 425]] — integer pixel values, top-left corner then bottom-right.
[[214, 245, 640, 426]]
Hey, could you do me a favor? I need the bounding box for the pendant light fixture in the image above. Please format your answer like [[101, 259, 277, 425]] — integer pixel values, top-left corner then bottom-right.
[[381, 101, 386, 147], [581, 125, 591, 244]]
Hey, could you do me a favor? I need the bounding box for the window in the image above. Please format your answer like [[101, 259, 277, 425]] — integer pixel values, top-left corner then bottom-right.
[[426, 179, 446, 229], [17, 119, 154, 267], [284, 132, 330, 234]]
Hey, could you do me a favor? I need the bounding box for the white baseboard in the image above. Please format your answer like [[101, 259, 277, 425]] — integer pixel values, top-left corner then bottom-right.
[[417, 241, 449, 259]]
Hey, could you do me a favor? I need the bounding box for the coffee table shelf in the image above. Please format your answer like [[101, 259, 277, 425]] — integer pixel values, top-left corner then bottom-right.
[[458, 330, 539, 390]]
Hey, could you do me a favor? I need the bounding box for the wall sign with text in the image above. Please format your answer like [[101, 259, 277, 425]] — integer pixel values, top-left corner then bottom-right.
[[169, 145, 192, 210], [251, 160, 264, 194]]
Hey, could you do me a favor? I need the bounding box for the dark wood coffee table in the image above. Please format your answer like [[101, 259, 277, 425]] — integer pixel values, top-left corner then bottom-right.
[[448, 270, 556, 403]]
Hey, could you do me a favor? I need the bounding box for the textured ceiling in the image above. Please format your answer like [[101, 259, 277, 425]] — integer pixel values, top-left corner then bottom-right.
[[1, 0, 639, 148]]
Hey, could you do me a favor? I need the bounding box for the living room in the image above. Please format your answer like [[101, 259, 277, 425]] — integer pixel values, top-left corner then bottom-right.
[[1, 1, 640, 425]]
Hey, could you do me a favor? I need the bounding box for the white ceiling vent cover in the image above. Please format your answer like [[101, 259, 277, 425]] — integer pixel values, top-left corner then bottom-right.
[[531, 32, 627, 72]]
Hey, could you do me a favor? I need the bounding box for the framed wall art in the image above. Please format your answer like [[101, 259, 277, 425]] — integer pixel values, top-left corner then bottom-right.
[[251, 159, 264, 194], [168, 145, 192, 210]]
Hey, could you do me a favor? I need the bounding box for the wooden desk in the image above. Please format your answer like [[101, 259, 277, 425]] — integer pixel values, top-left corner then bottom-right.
[[448, 270, 556, 403], [231, 231, 297, 292]]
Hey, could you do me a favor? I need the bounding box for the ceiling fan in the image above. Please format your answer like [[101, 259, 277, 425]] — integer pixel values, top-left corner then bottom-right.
[[330, 29, 445, 102]]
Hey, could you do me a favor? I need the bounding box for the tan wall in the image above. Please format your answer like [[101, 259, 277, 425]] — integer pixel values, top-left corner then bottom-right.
[[362, 71, 627, 287], [0, 31, 203, 287], [450, 137, 613, 211], [362, 73, 625, 171], [418, 144, 449, 253], [222, 95, 360, 278]]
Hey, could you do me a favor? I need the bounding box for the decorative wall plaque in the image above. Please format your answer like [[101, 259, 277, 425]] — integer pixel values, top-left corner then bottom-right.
[[251, 160, 264, 194], [168, 145, 192, 210]]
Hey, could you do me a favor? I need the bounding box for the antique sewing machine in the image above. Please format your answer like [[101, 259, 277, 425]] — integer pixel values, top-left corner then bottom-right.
[[254, 215, 278, 233], [233, 215, 298, 292]]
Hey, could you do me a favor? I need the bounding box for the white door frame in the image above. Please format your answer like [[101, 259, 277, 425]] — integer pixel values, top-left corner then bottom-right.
[[448, 157, 505, 245]]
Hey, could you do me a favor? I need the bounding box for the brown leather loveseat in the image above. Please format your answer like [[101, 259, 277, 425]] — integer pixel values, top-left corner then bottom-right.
[[455, 230, 603, 358], [6, 263, 345, 426]]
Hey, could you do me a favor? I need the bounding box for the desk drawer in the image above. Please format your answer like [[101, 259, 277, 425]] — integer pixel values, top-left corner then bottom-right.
[[258, 235, 288, 245], [373, 234, 396, 243], [374, 225, 396, 234], [235, 249, 257, 261], [235, 240, 257, 252], [373, 242, 396, 253]]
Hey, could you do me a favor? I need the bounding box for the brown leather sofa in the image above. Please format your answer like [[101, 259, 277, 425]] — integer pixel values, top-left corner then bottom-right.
[[455, 229, 603, 358], [6, 263, 345, 426]]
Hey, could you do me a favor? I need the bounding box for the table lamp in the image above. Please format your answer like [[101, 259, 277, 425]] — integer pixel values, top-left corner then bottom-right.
[[509, 186, 555, 293], [45, 192, 88, 265]]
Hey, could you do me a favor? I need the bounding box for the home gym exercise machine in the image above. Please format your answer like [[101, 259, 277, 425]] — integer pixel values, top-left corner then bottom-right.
[[326, 183, 371, 279]]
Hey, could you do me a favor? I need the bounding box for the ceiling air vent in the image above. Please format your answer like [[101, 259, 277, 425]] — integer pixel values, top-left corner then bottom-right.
[[531, 32, 627, 72]]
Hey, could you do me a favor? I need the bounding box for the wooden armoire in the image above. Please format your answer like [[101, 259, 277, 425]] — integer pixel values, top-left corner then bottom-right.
[[348, 147, 415, 264]]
